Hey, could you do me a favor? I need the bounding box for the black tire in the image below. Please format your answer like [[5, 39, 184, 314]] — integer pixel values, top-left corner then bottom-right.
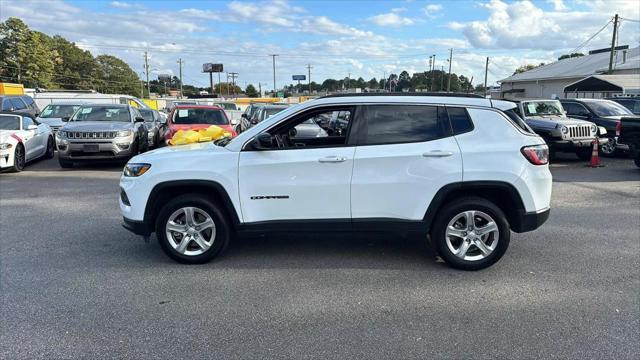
[[548, 146, 557, 162], [156, 194, 231, 264], [10, 144, 25, 172], [634, 157, 640, 168], [576, 147, 592, 161], [45, 136, 55, 159], [430, 197, 510, 271], [58, 158, 73, 168], [129, 140, 139, 158], [140, 136, 149, 153]]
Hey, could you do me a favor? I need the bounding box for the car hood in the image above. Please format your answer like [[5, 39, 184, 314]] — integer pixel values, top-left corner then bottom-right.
[[0, 130, 20, 143], [525, 116, 593, 130], [169, 124, 234, 132], [131, 141, 231, 162], [37, 117, 66, 127], [61, 121, 132, 131]]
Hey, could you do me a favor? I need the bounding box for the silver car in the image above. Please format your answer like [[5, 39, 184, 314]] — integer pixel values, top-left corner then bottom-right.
[[139, 108, 165, 148], [36, 101, 86, 135], [56, 104, 148, 167]]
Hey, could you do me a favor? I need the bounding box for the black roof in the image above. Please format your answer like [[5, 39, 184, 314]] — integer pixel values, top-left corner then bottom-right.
[[320, 92, 483, 99]]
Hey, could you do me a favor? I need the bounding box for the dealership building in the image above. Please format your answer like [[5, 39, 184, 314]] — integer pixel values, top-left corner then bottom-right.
[[499, 45, 639, 100]]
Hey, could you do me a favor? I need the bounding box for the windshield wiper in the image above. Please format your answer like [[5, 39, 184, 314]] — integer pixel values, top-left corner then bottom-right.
[[214, 137, 232, 147]]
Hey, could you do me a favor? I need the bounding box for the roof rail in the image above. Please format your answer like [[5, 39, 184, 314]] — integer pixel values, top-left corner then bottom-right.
[[320, 92, 484, 99]]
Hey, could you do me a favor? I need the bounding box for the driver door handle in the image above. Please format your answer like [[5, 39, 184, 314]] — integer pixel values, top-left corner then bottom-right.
[[318, 156, 347, 163], [422, 150, 454, 158]]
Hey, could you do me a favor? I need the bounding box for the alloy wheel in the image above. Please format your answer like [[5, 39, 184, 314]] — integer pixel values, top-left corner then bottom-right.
[[445, 210, 499, 261], [600, 137, 616, 155], [165, 206, 217, 256]]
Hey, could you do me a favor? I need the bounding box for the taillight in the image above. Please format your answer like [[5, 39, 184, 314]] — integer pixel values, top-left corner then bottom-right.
[[616, 121, 621, 137], [521, 144, 549, 165]]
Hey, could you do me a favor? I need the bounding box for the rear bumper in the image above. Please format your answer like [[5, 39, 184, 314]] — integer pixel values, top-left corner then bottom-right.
[[512, 208, 550, 233], [550, 138, 607, 150], [122, 217, 152, 236]]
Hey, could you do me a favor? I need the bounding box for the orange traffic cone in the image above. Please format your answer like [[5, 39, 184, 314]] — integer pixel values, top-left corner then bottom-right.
[[586, 138, 605, 168]]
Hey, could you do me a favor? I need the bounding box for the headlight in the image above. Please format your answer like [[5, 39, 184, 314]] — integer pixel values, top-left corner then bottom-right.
[[123, 163, 151, 177], [591, 124, 597, 133], [560, 126, 568, 134], [0, 143, 12, 150], [57, 130, 66, 138], [117, 130, 132, 137]]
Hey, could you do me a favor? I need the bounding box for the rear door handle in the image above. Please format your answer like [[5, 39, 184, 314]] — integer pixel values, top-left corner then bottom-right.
[[422, 150, 454, 158], [319, 156, 347, 163]]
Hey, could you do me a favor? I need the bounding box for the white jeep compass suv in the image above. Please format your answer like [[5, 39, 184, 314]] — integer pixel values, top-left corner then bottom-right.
[[120, 94, 552, 270]]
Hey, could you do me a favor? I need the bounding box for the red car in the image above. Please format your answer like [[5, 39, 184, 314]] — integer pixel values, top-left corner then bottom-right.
[[164, 105, 237, 144]]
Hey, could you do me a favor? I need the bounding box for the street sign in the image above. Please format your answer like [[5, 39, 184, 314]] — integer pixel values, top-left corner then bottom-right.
[[292, 75, 306, 81], [158, 74, 171, 82], [202, 63, 223, 73]]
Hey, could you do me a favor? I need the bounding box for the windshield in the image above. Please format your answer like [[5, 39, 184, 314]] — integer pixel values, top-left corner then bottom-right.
[[0, 115, 20, 130], [71, 106, 131, 122], [588, 101, 633, 117], [40, 104, 81, 118], [522, 101, 563, 116], [173, 108, 228, 125], [139, 109, 156, 122], [218, 103, 237, 110], [265, 107, 287, 118]]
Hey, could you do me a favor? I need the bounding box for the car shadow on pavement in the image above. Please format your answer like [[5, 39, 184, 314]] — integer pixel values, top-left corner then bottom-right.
[[550, 154, 639, 183]]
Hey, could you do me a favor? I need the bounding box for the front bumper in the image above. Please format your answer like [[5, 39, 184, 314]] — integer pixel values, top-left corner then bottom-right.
[[57, 136, 134, 160], [550, 138, 607, 151], [0, 148, 14, 169], [511, 208, 550, 233]]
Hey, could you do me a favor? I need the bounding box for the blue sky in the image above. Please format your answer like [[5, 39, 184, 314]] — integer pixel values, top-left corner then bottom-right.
[[1, 0, 638, 90]]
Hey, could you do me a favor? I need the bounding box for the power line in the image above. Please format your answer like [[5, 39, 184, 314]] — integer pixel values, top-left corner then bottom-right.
[[570, 18, 613, 54]]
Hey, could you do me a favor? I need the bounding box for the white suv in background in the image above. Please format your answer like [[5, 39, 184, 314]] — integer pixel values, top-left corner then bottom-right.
[[119, 94, 552, 270]]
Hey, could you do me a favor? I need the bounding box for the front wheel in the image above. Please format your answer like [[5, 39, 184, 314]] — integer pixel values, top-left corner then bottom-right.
[[10, 144, 25, 172], [431, 197, 510, 270], [156, 195, 231, 264], [45, 136, 55, 159]]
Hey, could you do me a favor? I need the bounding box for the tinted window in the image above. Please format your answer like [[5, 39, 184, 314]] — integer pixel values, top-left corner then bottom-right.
[[1, 99, 10, 111], [503, 109, 535, 134], [22, 96, 36, 108], [40, 104, 81, 118], [0, 115, 20, 130], [363, 105, 445, 145], [10, 98, 27, 110], [562, 102, 589, 116], [139, 109, 156, 122], [587, 101, 632, 116], [447, 107, 473, 134]]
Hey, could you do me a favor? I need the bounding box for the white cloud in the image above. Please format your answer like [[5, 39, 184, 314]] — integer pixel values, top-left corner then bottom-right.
[[369, 12, 415, 27], [110, 1, 131, 8], [447, 0, 637, 50], [546, 0, 567, 11], [423, 4, 443, 17], [348, 59, 364, 70]]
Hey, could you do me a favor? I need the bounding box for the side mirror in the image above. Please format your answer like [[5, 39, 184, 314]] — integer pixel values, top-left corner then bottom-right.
[[62, 116, 70, 122], [135, 116, 145, 123], [27, 124, 38, 130], [251, 133, 273, 150]]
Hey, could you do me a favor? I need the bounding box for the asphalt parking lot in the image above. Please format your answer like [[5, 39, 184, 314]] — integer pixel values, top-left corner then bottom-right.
[[1, 154, 639, 359]]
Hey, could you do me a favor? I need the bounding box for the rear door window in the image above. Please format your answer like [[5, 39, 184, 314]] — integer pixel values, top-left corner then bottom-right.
[[360, 105, 447, 145]]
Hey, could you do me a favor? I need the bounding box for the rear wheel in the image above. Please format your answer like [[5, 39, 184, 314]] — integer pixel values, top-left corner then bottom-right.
[[600, 137, 617, 157], [156, 195, 231, 264], [45, 136, 55, 159], [10, 144, 25, 172], [431, 197, 510, 270]]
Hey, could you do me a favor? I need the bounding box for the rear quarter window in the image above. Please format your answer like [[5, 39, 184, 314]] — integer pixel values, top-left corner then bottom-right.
[[503, 109, 536, 134], [446, 107, 474, 134]]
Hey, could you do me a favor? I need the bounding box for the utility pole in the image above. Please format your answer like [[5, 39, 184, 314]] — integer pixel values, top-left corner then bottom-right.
[[484, 57, 489, 97], [608, 14, 619, 73], [143, 51, 150, 97], [258, 83, 262, 97], [431, 54, 436, 92], [209, 72, 214, 95], [229, 72, 238, 96], [447, 48, 453, 93], [428, 56, 433, 91], [306, 64, 312, 94], [270, 54, 278, 94], [177, 58, 184, 98], [347, 73, 351, 90], [440, 66, 444, 91]]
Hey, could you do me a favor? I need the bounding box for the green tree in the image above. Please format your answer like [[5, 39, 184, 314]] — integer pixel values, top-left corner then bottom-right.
[[94, 54, 139, 95], [50, 35, 97, 89], [214, 82, 241, 94], [397, 70, 411, 91], [0, 18, 56, 87], [245, 84, 258, 97], [367, 78, 378, 89], [558, 52, 584, 61], [513, 63, 545, 75]]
